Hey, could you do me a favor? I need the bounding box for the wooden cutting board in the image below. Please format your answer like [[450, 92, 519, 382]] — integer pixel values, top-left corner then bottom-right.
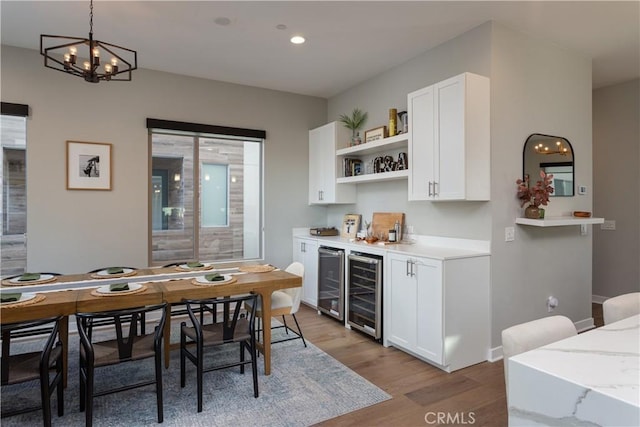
[[371, 212, 404, 241]]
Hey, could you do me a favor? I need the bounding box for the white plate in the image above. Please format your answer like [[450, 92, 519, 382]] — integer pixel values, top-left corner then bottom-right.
[[1, 292, 36, 304], [8, 274, 55, 284], [95, 268, 135, 277], [179, 263, 213, 270], [194, 274, 233, 285], [96, 283, 143, 294]]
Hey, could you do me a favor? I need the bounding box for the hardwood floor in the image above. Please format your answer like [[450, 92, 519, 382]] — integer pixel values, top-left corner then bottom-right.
[[297, 303, 606, 427], [296, 305, 507, 427]]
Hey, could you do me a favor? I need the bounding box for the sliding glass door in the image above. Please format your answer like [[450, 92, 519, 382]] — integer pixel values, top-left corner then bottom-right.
[[150, 131, 263, 265]]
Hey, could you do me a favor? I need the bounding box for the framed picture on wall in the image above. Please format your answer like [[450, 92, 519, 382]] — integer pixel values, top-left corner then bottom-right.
[[66, 141, 112, 190], [341, 214, 361, 239]]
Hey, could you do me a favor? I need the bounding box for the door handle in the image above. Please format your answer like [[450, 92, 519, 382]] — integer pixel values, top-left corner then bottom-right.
[[406, 260, 410, 277], [428, 181, 433, 197], [433, 181, 438, 196]]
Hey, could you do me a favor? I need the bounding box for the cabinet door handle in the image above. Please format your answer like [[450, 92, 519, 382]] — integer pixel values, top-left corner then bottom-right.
[[301, 242, 305, 253], [433, 181, 438, 196], [406, 260, 410, 277], [428, 181, 433, 197], [410, 260, 415, 277]]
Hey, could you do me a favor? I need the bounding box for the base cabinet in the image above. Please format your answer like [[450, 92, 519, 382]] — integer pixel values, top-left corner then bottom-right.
[[385, 253, 490, 372], [292, 237, 319, 307]]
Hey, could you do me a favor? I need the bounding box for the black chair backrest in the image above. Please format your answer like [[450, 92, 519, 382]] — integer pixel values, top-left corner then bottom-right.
[[183, 294, 257, 342], [161, 262, 187, 268], [1, 316, 62, 385], [76, 303, 167, 360], [87, 267, 138, 273]]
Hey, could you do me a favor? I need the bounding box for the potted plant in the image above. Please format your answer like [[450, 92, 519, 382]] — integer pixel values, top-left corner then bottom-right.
[[516, 170, 554, 218], [338, 108, 368, 146]]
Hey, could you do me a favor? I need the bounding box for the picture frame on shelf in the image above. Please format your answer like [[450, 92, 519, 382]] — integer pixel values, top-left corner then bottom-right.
[[341, 214, 361, 239], [364, 126, 387, 144], [66, 140, 112, 190]]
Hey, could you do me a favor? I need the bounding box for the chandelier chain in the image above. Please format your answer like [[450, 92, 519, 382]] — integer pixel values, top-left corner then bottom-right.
[[89, 0, 94, 34]]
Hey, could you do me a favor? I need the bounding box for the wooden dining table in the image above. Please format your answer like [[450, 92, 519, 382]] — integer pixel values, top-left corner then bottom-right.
[[0, 265, 302, 385]]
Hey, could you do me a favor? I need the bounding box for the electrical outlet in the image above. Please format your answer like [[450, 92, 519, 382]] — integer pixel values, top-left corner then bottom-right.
[[580, 224, 588, 236], [578, 185, 587, 195], [547, 296, 559, 312], [601, 220, 616, 230], [505, 227, 515, 242]]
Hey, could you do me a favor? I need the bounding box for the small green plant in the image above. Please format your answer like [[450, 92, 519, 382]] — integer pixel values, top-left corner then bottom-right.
[[338, 108, 368, 137]]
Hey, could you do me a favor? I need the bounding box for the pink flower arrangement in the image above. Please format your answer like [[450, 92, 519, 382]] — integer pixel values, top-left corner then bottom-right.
[[516, 170, 554, 208]]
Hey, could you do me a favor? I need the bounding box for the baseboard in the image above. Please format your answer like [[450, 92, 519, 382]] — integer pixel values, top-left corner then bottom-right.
[[575, 317, 595, 332], [592, 294, 608, 304], [489, 346, 503, 362]]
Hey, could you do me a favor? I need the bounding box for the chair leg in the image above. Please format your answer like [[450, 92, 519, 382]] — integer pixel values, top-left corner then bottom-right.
[[79, 362, 86, 412], [197, 341, 204, 413], [155, 350, 163, 423], [40, 369, 52, 427], [291, 314, 307, 348], [282, 315, 289, 335], [240, 342, 245, 374], [250, 340, 259, 398], [86, 365, 94, 427], [56, 354, 64, 417], [180, 325, 186, 388]]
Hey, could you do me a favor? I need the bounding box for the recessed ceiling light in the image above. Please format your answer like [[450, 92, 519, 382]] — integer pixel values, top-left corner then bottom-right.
[[214, 17, 231, 26], [290, 35, 305, 44]]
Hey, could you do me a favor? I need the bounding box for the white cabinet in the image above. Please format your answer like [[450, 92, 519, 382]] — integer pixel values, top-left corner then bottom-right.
[[385, 252, 490, 372], [408, 72, 490, 201], [292, 237, 319, 307], [309, 122, 356, 204]]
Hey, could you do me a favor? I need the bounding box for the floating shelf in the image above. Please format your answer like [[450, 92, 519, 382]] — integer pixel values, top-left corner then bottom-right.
[[337, 169, 409, 184], [515, 216, 605, 227], [336, 133, 408, 157]]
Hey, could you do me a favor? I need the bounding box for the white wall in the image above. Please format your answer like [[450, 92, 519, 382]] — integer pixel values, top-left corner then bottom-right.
[[593, 79, 640, 297], [489, 23, 594, 342], [326, 22, 594, 347], [1, 45, 327, 272], [326, 23, 493, 239]]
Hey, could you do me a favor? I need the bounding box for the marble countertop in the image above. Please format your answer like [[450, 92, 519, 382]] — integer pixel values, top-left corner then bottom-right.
[[508, 314, 640, 426]]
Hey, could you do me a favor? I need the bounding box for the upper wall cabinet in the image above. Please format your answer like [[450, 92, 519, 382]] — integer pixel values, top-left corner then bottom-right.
[[408, 73, 490, 201], [309, 122, 356, 205]]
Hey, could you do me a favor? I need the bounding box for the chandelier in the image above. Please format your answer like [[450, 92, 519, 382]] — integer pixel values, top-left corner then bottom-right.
[[533, 139, 569, 155], [40, 0, 137, 83]]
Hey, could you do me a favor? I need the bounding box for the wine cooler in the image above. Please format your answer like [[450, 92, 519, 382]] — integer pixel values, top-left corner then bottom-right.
[[347, 252, 383, 340], [317, 246, 345, 320]]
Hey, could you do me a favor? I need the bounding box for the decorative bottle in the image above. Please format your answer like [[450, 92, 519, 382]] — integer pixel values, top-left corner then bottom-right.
[[388, 108, 397, 137]]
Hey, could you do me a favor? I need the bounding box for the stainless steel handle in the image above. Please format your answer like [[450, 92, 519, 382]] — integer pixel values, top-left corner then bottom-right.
[[406, 260, 411, 276], [319, 247, 343, 257], [319, 190, 324, 201], [301, 242, 306, 253], [411, 260, 415, 277], [433, 181, 438, 196], [428, 181, 433, 197], [349, 254, 379, 264]]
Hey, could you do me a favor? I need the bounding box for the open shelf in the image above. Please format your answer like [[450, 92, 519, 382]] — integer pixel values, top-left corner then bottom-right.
[[337, 169, 409, 184], [336, 133, 408, 157], [515, 216, 605, 227]]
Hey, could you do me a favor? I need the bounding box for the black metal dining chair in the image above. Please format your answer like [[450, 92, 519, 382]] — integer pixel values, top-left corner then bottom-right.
[[76, 303, 167, 427], [1, 316, 64, 427], [180, 294, 259, 413]]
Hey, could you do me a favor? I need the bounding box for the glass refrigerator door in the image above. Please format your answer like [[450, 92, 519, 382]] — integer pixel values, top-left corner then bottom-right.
[[317, 248, 344, 320], [347, 255, 381, 338]]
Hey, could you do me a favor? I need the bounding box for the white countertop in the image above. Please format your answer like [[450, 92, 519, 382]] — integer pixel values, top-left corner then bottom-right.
[[293, 231, 490, 260], [508, 314, 640, 426]]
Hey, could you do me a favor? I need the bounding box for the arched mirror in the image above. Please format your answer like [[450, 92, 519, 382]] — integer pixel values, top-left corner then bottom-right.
[[523, 134, 574, 197]]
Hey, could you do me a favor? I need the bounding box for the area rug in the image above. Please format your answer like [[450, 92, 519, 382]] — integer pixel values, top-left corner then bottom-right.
[[1, 320, 391, 426]]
